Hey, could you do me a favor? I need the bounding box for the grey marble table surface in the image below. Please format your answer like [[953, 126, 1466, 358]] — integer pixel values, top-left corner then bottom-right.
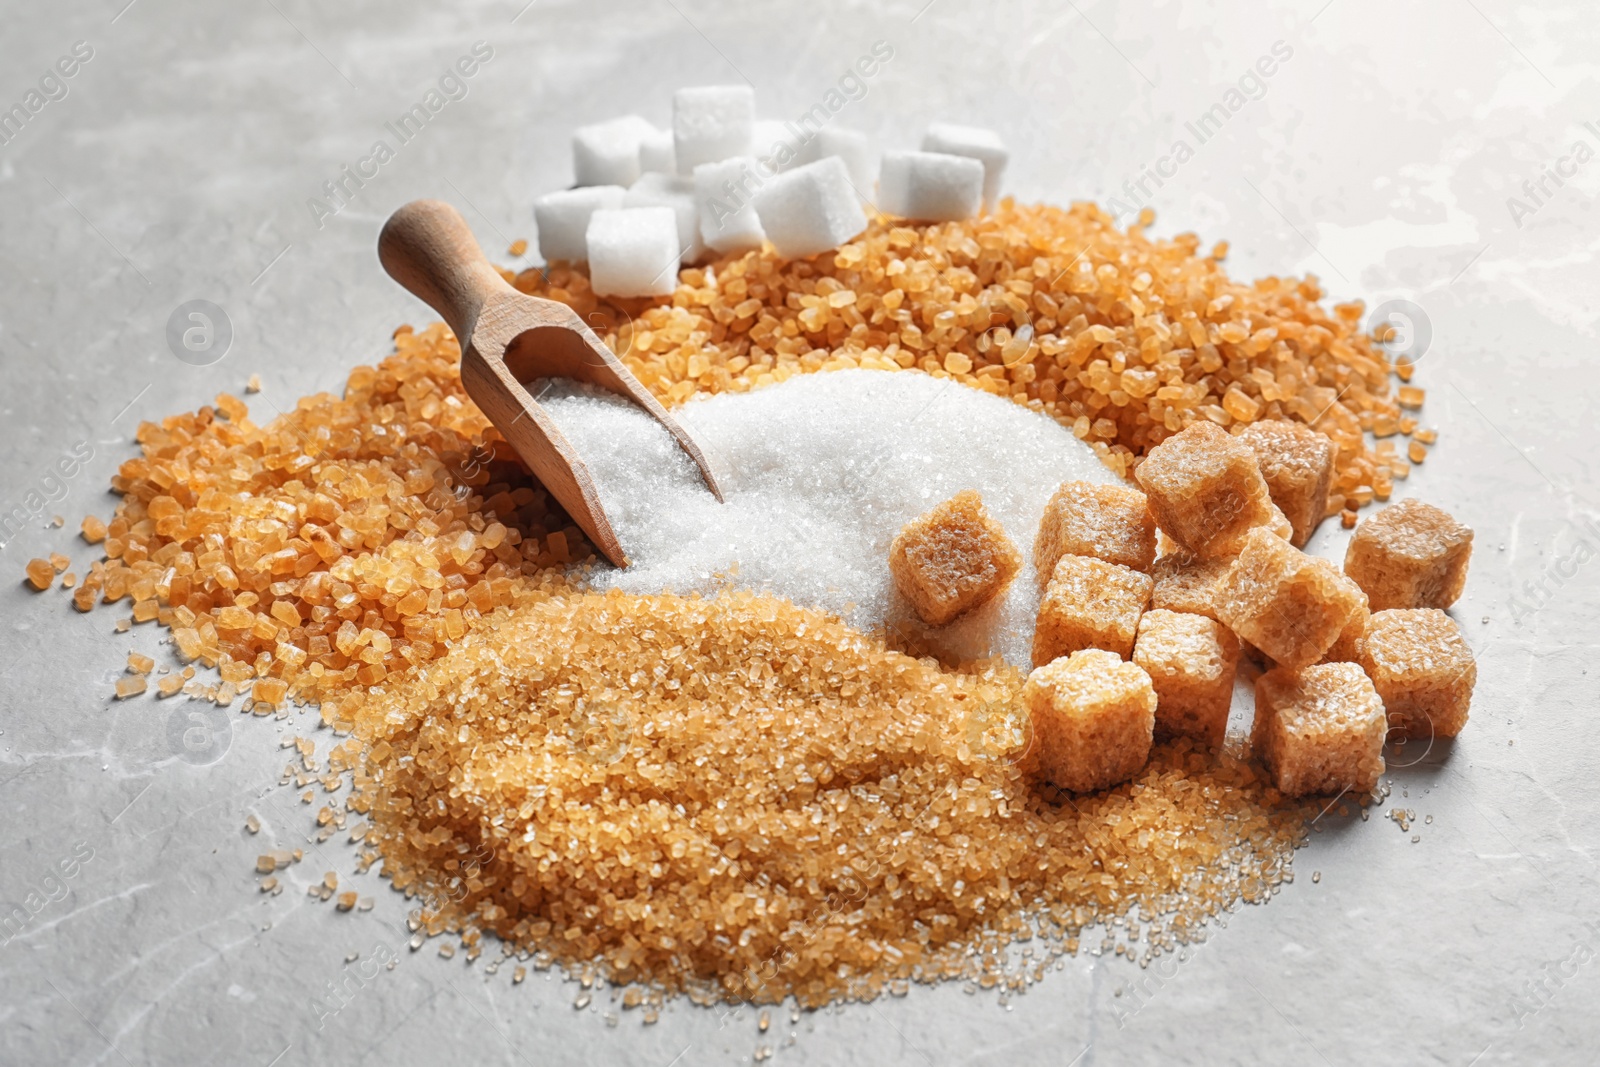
[[1, 1, 1597, 1064]]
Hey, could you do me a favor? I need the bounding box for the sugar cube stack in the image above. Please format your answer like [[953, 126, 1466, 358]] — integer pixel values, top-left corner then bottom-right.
[[1217, 527, 1365, 669], [1344, 499, 1473, 610], [623, 172, 704, 264], [879, 151, 985, 222], [1135, 422, 1279, 559], [1133, 609, 1239, 748], [889, 490, 1021, 627], [1032, 554, 1153, 666], [1238, 420, 1336, 548], [921, 123, 1008, 210], [693, 157, 766, 254], [673, 85, 755, 172], [755, 156, 869, 259], [1033, 480, 1157, 582], [573, 115, 657, 188], [534, 185, 625, 263], [1252, 662, 1387, 797], [1357, 608, 1476, 737], [1021, 649, 1156, 793], [585, 207, 681, 298]]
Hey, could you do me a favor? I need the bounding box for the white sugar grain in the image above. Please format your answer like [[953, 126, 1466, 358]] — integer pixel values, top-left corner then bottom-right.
[[544, 368, 1118, 668]]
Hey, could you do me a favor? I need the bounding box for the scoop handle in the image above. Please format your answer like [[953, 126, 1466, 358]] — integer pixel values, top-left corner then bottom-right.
[[377, 199, 511, 347]]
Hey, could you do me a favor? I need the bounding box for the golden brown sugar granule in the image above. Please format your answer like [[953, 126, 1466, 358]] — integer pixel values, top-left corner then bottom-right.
[[1032, 554, 1153, 665], [1032, 480, 1157, 579], [1218, 528, 1365, 669], [1357, 609, 1476, 738], [1020, 648, 1156, 793], [1252, 663, 1385, 798], [126, 652, 155, 675], [49, 553, 70, 572], [1396, 386, 1424, 409], [1408, 440, 1428, 464], [345, 588, 1304, 1008], [508, 238, 528, 257], [25, 559, 55, 591], [80, 515, 107, 544], [1134, 422, 1277, 559], [62, 572, 78, 589], [114, 675, 147, 699], [514, 205, 1405, 489], [1343, 499, 1471, 611], [246, 374, 262, 394], [888, 490, 1020, 626], [246, 814, 262, 834], [336, 891, 358, 911]]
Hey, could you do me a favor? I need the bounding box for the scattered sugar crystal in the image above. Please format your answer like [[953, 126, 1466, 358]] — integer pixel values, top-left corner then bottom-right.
[[1021, 649, 1155, 793], [1358, 609, 1476, 737], [623, 172, 704, 263], [889, 490, 1020, 626], [817, 126, 874, 190], [539, 369, 1118, 668], [1343, 499, 1473, 611], [585, 207, 680, 298], [573, 115, 656, 187], [1252, 663, 1386, 797], [921, 123, 1008, 210], [534, 186, 626, 263], [673, 85, 755, 172], [754, 156, 868, 259], [878, 151, 985, 222], [693, 157, 767, 255]]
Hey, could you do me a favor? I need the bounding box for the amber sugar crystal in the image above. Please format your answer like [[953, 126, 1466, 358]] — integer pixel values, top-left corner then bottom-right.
[[1218, 528, 1365, 669], [1020, 648, 1156, 793], [1134, 422, 1278, 559], [1133, 609, 1239, 748], [1343, 498, 1472, 611], [1253, 662, 1386, 798], [1358, 608, 1476, 738], [1032, 480, 1156, 581], [25, 558, 54, 591], [889, 489, 1021, 626], [1032, 554, 1153, 666], [1238, 419, 1335, 548]]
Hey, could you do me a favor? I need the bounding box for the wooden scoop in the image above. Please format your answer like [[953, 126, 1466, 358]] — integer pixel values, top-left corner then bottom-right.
[[378, 199, 723, 568]]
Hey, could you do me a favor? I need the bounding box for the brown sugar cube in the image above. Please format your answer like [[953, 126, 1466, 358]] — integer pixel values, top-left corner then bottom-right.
[[1238, 420, 1336, 548], [1021, 649, 1156, 793], [1218, 527, 1365, 669], [1132, 609, 1239, 748], [1252, 662, 1386, 797], [1032, 480, 1157, 581], [1134, 421, 1278, 559], [1343, 499, 1472, 610], [1032, 555, 1153, 666], [1149, 553, 1231, 621], [889, 489, 1021, 626], [1358, 609, 1476, 738], [1319, 592, 1370, 663]]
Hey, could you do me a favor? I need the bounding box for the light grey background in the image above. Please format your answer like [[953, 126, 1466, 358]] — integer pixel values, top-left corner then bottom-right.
[[2, 1, 1598, 1064]]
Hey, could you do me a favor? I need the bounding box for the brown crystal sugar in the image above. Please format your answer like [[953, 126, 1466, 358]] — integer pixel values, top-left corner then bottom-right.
[[1357, 609, 1476, 738], [1343, 499, 1472, 611], [1032, 554, 1153, 666], [1238, 420, 1335, 548], [1020, 649, 1156, 793], [1318, 592, 1370, 664], [516, 204, 1404, 491], [1149, 552, 1231, 621], [25, 558, 54, 590], [1032, 480, 1156, 581], [1252, 663, 1386, 798], [1134, 422, 1277, 559], [1218, 528, 1365, 669], [888, 489, 1020, 626], [1132, 610, 1239, 748], [344, 588, 1305, 1007], [56, 324, 593, 713]]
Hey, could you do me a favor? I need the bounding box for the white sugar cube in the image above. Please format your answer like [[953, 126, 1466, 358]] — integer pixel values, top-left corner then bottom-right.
[[533, 185, 626, 263], [879, 151, 984, 222], [817, 126, 873, 191], [623, 172, 703, 264], [572, 115, 655, 187], [673, 85, 755, 172], [754, 156, 868, 259], [694, 157, 767, 255], [752, 119, 818, 174], [639, 127, 675, 174], [586, 207, 680, 298], [921, 123, 1008, 210]]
